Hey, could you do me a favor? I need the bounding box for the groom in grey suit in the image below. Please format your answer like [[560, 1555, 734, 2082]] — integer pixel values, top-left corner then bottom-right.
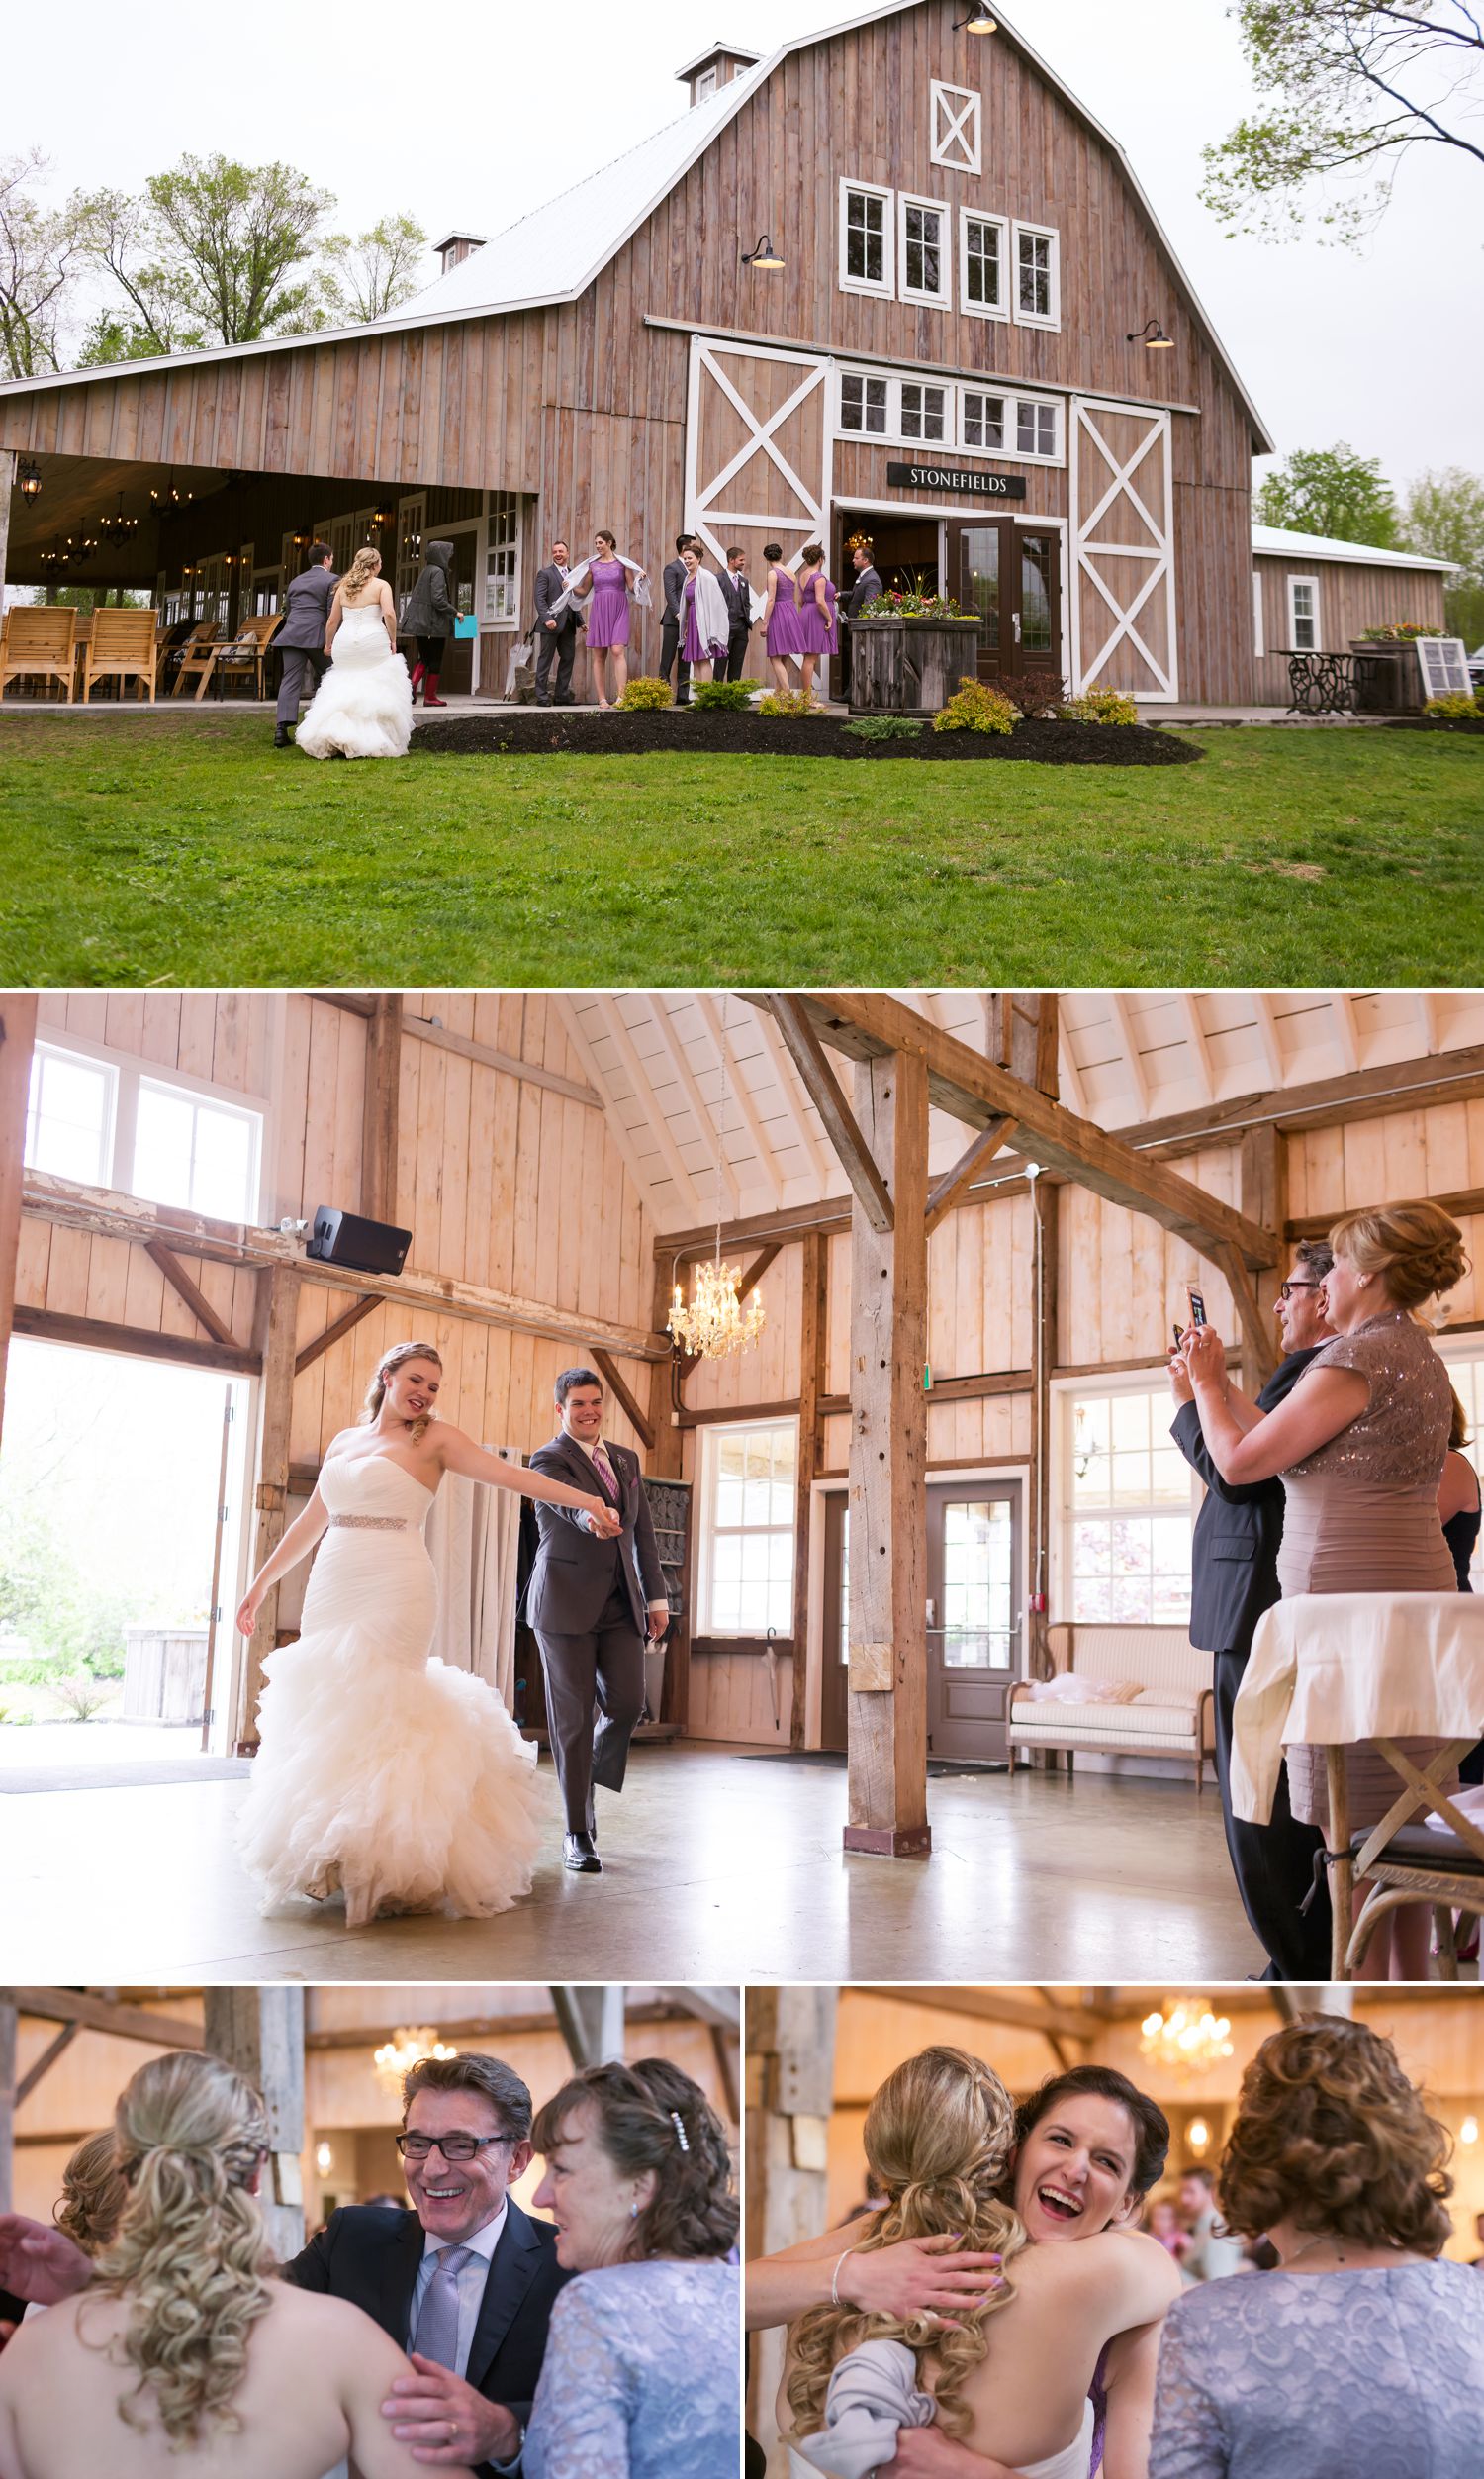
[[273, 540, 338, 746], [524, 1367, 668, 1872]]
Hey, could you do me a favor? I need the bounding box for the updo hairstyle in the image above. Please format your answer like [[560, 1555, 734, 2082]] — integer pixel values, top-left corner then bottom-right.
[[361, 1339, 443, 1443], [531, 2056, 737, 2264], [1327, 1199, 1468, 1311]]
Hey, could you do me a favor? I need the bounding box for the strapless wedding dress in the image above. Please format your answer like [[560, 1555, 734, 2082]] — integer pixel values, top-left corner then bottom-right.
[[234, 1454, 546, 1923], [296, 604, 414, 759]]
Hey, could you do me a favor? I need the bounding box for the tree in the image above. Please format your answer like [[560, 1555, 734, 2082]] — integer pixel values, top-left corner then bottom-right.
[[1399, 465, 1484, 640], [0, 151, 86, 378], [72, 186, 207, 358], [316, 214, 428, 326], [1254, 441, 1400, 543], [1203, 2, 1484, 242], [77, 154, 333, 351]]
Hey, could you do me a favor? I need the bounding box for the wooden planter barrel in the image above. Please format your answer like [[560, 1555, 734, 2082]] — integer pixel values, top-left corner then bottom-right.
[[849, 617, 983, 715], [1348, 639, 1424, 715]]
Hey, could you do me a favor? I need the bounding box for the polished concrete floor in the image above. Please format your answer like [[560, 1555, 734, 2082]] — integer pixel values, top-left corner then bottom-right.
[[0, 1742, 1282, 1985]]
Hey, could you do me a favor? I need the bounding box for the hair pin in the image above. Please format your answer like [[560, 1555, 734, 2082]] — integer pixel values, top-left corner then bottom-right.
[[670, 2109, 690, 2152]]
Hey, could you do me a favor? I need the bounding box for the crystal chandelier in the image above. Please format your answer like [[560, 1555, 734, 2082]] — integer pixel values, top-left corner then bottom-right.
[[372, 2026, 457, 2099], [666, 1004, 766, 1362], [1139, 1997, 1233, 2078]]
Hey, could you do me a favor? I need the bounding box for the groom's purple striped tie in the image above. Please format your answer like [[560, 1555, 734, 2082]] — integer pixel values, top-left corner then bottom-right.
[[413, 2244, 473, 2370]]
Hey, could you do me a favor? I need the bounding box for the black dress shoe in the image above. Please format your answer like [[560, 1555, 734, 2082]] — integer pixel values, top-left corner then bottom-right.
[[563, 1832, 602, 1873], [273, 725, 293, 747]]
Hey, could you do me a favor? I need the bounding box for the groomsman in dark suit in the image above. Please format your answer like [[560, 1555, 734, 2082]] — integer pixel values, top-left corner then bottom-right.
[[1169, 1239, 1336, 1978], [839, 540, 883, 702], [531, 537, 582, 707], [715, 547, 755, 683], [273, 540, 338, 747], [288, 2050, 569, 2476], [659, 532, 696, 707], [523, 1367, 668, 1872]]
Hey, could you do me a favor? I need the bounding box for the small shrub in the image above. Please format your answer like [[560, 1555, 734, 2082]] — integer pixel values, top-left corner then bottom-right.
[[615, 675, 673, 712], [843, 715, 926, 741], [690, 679, 755, 712], [50, 1672, 115, 1723], [1004, 674, 1068, 721], [1424, 692, 1480, 720], [757, 688, 825, 717], [931, 678, 1017, 736], [1060, 684, 1141, 726]]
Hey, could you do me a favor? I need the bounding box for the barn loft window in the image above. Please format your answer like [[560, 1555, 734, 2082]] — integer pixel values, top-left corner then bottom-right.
[[839, 180, 894, 295], [963, 390, 1007, 451], [1063, 1383, 1196, 1625], [900, 382, 949, 442], [1288, 575, 1320, 652], [698, 1417, 798, 1636], [24, 1038, 264, 1223], [1013, 222, 1061, 328], [930, 80, 982, 174], [1016, 398, 1061, 459], [899, 196, 951, 305], [134, 1082, 260, 1222], [961, 212, 1008, 318], [26, 1045, 117, 1187], [840, 372, 889, 435]]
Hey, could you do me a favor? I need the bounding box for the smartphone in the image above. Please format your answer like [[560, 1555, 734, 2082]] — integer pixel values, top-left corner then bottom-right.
[[1171, 1321, 1184, 1350], [1186, 1286, 1208, 1328]]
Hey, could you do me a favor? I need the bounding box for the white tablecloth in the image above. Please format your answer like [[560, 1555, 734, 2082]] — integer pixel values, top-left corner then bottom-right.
[[1231, 1593, 1484, 1825]]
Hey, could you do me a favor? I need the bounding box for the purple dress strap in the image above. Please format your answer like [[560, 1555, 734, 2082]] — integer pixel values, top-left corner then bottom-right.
[[1088, 2340, 1111, 2479]]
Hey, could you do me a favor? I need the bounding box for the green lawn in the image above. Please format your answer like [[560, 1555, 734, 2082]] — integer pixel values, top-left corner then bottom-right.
[[1, 713, 1479, 985]]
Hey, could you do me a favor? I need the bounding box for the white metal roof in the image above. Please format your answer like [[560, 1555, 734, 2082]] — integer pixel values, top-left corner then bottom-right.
[[559, 992, 1484, 1236], [1252, 524, 1457, 575]]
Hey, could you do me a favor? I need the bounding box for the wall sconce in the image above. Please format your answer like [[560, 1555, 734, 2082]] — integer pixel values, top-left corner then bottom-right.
[[1127, 320, 1174, 350], [742, 234, 786, 270], [18, 458, 42, 503], [956, 6, 998, 29], [315, 2142, 333, 2175], [372, 507, 393, 529]]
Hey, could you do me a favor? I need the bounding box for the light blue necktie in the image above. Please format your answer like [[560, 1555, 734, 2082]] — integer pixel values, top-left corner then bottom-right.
[[413, 2243, 473, 2370]]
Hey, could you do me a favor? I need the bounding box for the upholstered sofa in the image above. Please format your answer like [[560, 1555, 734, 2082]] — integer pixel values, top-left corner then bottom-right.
[[1008, 1622, 1215, 1792]]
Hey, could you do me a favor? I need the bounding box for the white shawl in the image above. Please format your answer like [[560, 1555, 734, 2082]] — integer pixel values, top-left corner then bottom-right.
[[555, 553, 651, 618], [688, 565, 732, 655]]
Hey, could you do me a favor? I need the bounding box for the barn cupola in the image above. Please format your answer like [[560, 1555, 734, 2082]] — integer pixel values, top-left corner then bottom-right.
[[433, 232, 487, 278], [675, 41, 762, 107]]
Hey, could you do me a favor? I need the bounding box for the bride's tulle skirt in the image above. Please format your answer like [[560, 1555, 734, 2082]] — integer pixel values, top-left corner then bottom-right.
[[296, 619, 414, 761], [234, 1528, 545, 1924]]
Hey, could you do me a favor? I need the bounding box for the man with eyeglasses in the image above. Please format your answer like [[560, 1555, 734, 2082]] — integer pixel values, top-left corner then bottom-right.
[[1169, 1238, 1338, 1979], [286, 2050, 570, 2472]]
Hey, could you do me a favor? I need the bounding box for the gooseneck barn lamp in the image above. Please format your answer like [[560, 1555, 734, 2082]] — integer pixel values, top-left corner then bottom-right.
[[1128, 320, 1174, 349], [742, 234, 785, 269], [956, 7, 998, 31], [18, 458, 42, 502]]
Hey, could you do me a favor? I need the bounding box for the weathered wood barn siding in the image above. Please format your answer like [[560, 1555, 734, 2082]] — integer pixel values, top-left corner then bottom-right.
[[1253, 553, 1449, 706]]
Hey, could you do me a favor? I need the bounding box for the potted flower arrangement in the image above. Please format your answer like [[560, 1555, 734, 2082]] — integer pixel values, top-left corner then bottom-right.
[[848, 571, 982, 715]]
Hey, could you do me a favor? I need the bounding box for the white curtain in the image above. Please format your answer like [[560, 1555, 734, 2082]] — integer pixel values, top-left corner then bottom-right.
[[423, 1446, 522, 1707]]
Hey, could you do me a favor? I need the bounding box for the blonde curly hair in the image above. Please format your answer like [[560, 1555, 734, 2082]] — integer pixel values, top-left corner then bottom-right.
[[362, 1339, 442, 1446], [341, 545, 383, 602], [54, 2131, 127, 2257], [1328, 1199, 1468, 1313], [786, 2047, 1027, 2444], [89, 2050, 273, 2447]]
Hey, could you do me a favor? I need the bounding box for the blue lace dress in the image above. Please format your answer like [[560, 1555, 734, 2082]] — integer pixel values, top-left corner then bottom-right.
[[1149, 2260, 1484, 2477], [522, 2256, 739, 2479]]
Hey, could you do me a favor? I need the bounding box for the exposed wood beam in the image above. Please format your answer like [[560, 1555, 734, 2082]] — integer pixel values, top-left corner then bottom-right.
[[205, 1988, 305, 2259], [711, 2023, 741, 2125], [1108, 994, 1150, 1120], [925, 1116, 1015, 1238], [695, 993, 785, 1207], [1242, 1121, 1286, 1350], [679, 1394, 803, 1430], [738, 1242, 782, 1305], [15, 2019, 80, 2107], [304, 1999, 689, 2050], [1330, 992, 1361, 1076], [595, 996, 704, 1222], [1415, 993, 1441, 1056], [145, 1238, 243, 1353], [361, 993, 403, 1223], [769, 997, 894, 1235], [1028, 1175, 1059, 1681], [678, 1367, 1032, 1428], [858, 1985, 1101, 2044], [1175, 994, 1215, 1104], [11, 1988, 205, 2049], [590, 1346, 655, 1453], [782, 996, 1279, 1271], [1056, 1026, 1090, 1118], [404, 1010, 602, 1109], [650, 1000, 740, 1216], [1288, 1185, 1484, 1243], [0, 994, 40, 1460], [294, 1293, 382, 1376], [791, 1230, 827, 1749], [237, 1262, 300, 1750], [654, 1985, 741, 2032], [13, 1306, 259, 1376], [754, 1002, 831, 1189], [1249, 992, 1285, 1088], [1221, 1242, 1279, 1388]]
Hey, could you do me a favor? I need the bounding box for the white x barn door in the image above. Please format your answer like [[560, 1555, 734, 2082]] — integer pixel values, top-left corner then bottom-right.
[[685, 336, 833, 573], [1069, 399, 1178, 702]]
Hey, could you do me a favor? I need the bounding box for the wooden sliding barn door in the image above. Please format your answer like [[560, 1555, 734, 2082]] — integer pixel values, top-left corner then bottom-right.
[[1069, 399, 1177, 702], [685, 336, 833, 583]]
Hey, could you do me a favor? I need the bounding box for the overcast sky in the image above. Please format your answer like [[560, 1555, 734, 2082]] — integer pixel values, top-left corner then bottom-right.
[[17, 0, 1481, 490]]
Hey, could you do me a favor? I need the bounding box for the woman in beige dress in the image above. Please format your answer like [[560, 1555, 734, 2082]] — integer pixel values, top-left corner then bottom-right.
[[1182, 1199, 1469, 1978]]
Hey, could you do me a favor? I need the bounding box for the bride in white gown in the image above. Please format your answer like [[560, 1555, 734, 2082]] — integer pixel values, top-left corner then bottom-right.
[[295, 546, 414, 760], [233, 1339, 620, 1925]]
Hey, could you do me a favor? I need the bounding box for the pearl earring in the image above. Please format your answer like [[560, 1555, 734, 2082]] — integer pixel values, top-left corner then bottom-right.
[[629, 2201, 640, 2219]]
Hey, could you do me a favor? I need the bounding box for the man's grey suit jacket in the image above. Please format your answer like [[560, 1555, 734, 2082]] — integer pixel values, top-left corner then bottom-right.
[[275, 563, 340, 652], [523, 1434, 666, 1637]]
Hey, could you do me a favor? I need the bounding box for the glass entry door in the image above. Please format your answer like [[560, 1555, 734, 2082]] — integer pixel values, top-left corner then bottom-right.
[[952, 521, 1062, 686], [926, 1479, 1021, 1763]]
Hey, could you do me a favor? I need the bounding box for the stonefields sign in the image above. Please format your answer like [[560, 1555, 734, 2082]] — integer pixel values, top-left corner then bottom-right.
[[885, 461, 1030, 501]]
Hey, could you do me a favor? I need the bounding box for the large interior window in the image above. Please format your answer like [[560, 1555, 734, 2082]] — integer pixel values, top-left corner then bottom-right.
[[698, 1418, 797, 1635], [24, 1039, 264, 1224], [134, 1081, 259, 1221], [1062, 1384, 1196, 1624], [25, 1045, 117, 1187]]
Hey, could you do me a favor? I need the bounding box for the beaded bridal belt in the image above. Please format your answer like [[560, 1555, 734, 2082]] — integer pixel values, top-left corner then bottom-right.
[[327, 1513, 410, 1531]]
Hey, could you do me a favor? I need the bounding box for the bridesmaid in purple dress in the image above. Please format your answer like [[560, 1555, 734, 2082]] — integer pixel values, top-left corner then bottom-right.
[[796, 544, 839, 706], [679, 544, 730, 685], [762, 540, 807, 695], [574, 527, 646, 708]]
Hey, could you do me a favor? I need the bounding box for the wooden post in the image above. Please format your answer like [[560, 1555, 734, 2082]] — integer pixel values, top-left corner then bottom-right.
[[361, 994, 403, 1225], [237, 1262, 301, 1751], [1242, 1121, 1286, 1345], [1027, 1174, 1060, 1684], [745, 1987, 838, 2469], [0, 453, 13, 615], [0, 995, 39, 1459], [844, 1050, 930, 1858], [203, 1988, 306, 2259], [646, 1257, 683, 1481], [788, 1230, 828, 1749], [0, 1990, 16, 2215], [551, 1985, 626, 2066]]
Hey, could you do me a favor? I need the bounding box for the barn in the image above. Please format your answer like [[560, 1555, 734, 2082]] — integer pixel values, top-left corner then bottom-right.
[[0, 0, 1281, 707], [3, 986, 1482, 1985]]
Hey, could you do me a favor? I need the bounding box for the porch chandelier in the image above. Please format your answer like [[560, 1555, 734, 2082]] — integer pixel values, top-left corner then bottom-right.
[[372, 2025, 457, 2099], [101, 492, 139, 538], [667, 1004, 766, 1362], [1139, 1997, 1233, 2078]]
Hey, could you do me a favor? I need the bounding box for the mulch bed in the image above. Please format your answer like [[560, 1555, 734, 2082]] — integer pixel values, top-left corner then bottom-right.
[[412, 709, 1204, 766], [1383, 716, 1484, 735]]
